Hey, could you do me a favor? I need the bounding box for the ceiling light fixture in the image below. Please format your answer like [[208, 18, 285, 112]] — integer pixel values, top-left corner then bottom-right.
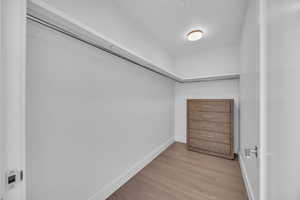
[[187, 30, 204, 41]]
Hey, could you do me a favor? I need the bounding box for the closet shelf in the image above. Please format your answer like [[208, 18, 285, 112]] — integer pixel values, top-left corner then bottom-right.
[[27, 0, 240, 83], [183, 73, 240, 82]]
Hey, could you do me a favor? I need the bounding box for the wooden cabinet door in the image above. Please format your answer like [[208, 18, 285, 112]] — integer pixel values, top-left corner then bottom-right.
[[187, 99, 234, 159]]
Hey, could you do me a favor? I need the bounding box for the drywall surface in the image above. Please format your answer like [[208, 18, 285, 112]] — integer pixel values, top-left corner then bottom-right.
[[37, 0, 173, 72], [239, 0, 259, 199], [265, 0, 300, 199], [26, 21, 174, 200], [173, 45, 240, 78], [174, 79, 240, 153]]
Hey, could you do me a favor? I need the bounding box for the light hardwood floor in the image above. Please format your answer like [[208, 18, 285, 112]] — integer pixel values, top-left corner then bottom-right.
[[107, 142, 248, 200]]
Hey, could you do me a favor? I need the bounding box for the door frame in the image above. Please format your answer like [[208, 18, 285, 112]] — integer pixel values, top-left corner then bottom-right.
[[259, 0, 268, 199], [0, 86, 3, 200], [1, 0, 27, 200]]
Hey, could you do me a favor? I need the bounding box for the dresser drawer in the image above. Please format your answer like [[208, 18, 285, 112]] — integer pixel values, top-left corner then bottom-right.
[[189, 129, 230, 144], [190, 139, 231, 155], [188, 100, 231, 113], [189, 120, 231, 134], [189, 111, 231, 123]]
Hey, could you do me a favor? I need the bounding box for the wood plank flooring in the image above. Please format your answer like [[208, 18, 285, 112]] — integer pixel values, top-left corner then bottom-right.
[[107, 142, 248, 200]]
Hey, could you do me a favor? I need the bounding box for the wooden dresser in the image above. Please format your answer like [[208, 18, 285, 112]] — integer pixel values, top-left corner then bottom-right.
[[187, 99, 234, 159]]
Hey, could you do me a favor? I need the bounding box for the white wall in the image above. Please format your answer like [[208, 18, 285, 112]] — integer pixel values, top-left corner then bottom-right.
[[174, 79, 240, 153], [264, 0, 300, 199], [173, 45, 240, 78], [36, 0, 173, 73], [26, 21, 174, 200], [239, 0, 259, 199]]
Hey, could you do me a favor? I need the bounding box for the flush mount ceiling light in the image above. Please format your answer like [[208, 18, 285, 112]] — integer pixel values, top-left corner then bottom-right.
[[187, 30, 204, 41]]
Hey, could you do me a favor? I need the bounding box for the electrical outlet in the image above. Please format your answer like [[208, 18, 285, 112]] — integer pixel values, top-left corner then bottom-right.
[[6, 169, 21, 191]]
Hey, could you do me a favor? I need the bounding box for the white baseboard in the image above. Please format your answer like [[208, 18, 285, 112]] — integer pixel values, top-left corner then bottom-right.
[[88, 137, 175, 200], [239, 154, 255, 200], [174, 137, 186, 144]]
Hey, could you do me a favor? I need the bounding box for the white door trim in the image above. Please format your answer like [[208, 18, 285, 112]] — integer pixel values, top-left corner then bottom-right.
[[259, 0, 268, 199], [2, 0, 27, 199], [0, 1, 5, 198]]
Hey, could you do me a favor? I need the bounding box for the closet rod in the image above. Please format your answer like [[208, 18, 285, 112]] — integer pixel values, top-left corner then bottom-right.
[[26, 14, 180, 82]]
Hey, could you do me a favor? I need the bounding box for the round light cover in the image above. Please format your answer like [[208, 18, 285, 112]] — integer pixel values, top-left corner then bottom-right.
[[187, 30, 204, 41]]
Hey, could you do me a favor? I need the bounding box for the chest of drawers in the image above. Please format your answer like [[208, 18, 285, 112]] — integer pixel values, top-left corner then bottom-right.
[[187, 99, 234, 159]]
